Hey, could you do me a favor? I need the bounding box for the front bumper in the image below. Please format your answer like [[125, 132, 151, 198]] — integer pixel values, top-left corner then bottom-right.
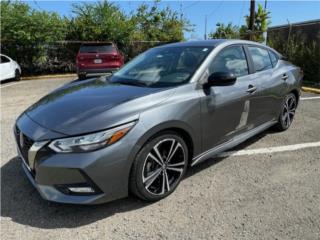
[[15, 115, 144, 205]]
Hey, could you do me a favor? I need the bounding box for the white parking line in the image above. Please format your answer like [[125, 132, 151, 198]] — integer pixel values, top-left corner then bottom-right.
[[0, 82, 24, 89], [219, 141, 320, 158], [301, 96, 320, 100]]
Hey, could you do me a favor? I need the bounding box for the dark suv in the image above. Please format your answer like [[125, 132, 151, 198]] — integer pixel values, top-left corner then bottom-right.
[[76, 42, 124, 79]]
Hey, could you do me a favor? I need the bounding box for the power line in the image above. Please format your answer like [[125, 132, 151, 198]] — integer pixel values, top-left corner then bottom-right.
[[204, 0, 224, 40], [33, 0, 44, 11], [207, 0, 224, 18], [183, 1, 200, 10]]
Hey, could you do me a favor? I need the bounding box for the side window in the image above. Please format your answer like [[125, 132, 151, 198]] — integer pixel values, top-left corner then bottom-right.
[[269, 51, 279, 67], [0, 56, 10, 64], [248, 46, 272, 72], [209, 46, 249, 78]]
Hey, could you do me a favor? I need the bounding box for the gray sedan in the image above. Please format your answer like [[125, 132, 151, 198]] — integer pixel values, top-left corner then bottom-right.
[[14, 40, 303, 204]]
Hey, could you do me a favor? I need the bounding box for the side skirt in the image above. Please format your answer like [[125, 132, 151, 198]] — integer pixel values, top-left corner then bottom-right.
[[191, 120, 277, 167]]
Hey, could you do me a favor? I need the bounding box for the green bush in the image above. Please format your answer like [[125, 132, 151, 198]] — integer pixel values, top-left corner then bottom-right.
[[268, 33, 320, 86]]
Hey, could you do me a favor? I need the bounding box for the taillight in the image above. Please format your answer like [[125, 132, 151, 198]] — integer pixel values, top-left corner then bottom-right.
[[77, 55, 84, 63], [300, 68, 304, 77], [111, 55, 121, 60]]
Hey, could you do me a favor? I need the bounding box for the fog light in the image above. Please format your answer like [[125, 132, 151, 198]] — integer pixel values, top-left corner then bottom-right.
[[68, 187, 95, 193]]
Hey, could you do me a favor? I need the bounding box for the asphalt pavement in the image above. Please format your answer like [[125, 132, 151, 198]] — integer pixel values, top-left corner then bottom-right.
[[1, 78, 320, 240]]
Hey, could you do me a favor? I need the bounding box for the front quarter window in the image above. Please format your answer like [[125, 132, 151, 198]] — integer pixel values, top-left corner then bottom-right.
[[111, 46, 213, 87]]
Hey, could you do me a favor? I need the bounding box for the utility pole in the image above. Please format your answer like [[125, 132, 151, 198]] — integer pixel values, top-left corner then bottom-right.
[[263, 0, 268, 44], [248, 0, 255, 40], [204, 15, 207, 40], [180, 2, 183, 22]]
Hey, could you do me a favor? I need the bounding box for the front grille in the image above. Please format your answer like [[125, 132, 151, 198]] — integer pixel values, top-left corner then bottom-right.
[[15, 125, 34, 166]]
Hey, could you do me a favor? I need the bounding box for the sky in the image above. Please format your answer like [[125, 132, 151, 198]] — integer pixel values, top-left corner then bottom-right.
[[26, 0, 320, 39]]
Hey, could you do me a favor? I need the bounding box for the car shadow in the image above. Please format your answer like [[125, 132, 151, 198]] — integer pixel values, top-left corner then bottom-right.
[[0, 78, 19, 84], [1, 128, 275, 229]]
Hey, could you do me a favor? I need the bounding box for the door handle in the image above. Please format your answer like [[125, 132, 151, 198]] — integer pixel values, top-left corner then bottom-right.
[[246, 85, 257, 93], [281, 74, 288, 81]]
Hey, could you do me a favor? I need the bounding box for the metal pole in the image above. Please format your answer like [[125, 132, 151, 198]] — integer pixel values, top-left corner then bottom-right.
[[204, 15, 207, 40], [263, 0, 268, 44], [180, 2, 183, 22], [286, 19, 292, 56]]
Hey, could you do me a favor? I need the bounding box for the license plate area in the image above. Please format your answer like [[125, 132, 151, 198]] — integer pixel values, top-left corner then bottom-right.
[[94, 59, 102, 64]]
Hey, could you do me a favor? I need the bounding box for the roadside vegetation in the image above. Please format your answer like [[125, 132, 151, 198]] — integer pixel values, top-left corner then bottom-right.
[[1, 0, 191, 75], [208, 3, 319, 86], [1, 1, 319, 85]]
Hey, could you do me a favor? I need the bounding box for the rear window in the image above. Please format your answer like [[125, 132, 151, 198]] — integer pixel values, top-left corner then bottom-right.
[[79, 44, 115, 53]]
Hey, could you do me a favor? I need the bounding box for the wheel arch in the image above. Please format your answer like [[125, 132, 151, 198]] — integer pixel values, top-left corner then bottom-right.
[[127, 120, 199, 188], [290, 88, 300, 104], [133, 121, 198, 163]]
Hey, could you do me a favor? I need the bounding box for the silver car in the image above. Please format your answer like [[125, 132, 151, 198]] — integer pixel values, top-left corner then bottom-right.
[[14, 40, 303, 204]]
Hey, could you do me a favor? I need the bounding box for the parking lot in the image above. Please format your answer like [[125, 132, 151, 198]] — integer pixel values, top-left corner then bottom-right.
[[1, 78, 320, 240]]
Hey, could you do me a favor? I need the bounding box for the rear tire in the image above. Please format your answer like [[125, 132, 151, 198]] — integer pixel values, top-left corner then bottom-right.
[[78, 74, 86, 80], [130, 131, 188, 201], [274, 93, 297, 131], [14, 69, 21, 81]]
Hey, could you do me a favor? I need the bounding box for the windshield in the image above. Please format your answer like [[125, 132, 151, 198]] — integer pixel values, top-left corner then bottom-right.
[[110, 46, 213, 87]]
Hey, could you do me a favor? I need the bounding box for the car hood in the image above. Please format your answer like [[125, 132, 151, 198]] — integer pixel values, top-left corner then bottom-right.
[[26, 78, 173, 136]]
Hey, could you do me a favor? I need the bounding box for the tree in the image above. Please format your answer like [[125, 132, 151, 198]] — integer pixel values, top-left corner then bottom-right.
[[1, 1, 68, 70], [131, 1, 192, 42], [0, 0, 193, 74], [66, 1, 134, 48], [208, 23, 239, 39], [240, 3, 270, 42]]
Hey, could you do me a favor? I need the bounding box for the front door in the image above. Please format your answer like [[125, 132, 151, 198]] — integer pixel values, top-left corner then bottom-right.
[[200, 45, 252, 152]]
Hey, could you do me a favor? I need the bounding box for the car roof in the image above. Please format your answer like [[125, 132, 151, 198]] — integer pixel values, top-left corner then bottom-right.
[[0, 54, 10, 58], [158, 39, 272, 48], [160, 39, 229, 48], [157, 39, 282, 56]]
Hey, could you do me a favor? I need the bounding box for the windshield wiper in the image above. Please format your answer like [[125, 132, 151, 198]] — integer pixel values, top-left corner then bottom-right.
[[115, 80, 149, 87]]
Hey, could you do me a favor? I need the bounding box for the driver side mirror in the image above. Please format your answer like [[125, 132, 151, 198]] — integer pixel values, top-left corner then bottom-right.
[[205, 72, 237, 87]]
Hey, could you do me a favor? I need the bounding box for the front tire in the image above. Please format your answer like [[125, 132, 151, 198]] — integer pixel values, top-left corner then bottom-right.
[[130, 132, 188, 201], [274, 93, 297, 131]]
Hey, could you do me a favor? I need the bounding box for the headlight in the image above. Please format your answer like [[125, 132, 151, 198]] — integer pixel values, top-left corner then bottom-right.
[[48, 122, 136, 153]]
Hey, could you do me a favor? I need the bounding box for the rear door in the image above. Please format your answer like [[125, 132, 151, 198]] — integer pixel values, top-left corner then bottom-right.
[[244, 45, 287, 128], [200, 45, 252, 152]]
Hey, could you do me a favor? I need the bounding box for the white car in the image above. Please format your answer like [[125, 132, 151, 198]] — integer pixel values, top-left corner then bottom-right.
[[0, 54, 21, 82]]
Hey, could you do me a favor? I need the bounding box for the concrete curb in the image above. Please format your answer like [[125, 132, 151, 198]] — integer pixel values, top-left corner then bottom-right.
[[21, 74, 77, 80], [302, 86, 320, 94]]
